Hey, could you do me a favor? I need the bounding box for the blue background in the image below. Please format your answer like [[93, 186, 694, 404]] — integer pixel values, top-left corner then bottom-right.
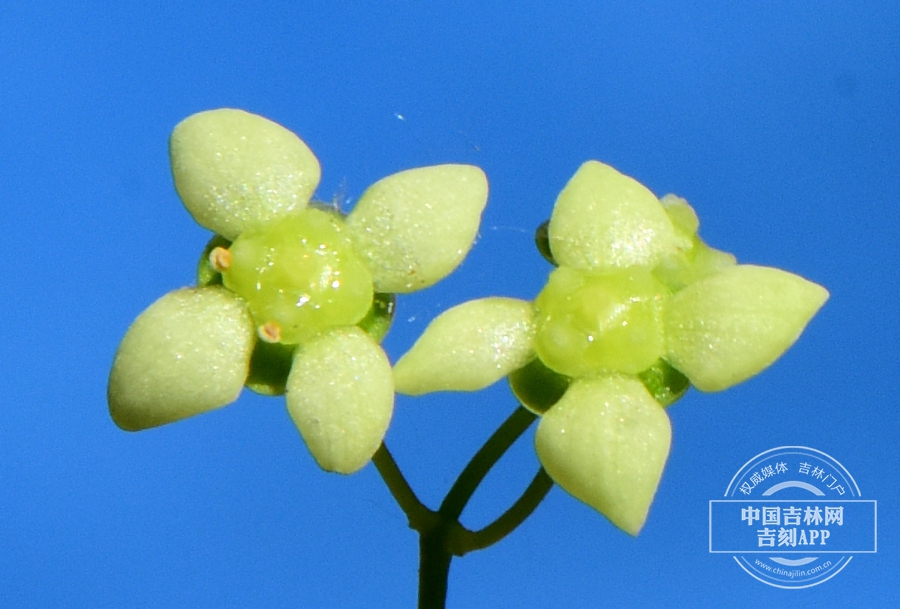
[[2, 1, 897, 607]]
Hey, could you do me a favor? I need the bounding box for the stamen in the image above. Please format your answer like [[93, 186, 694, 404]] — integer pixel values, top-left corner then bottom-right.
[[258, 321, 282, 343], [209, 246, 232, 272]]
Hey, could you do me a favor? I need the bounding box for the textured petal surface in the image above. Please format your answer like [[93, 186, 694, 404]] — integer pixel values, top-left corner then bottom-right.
[[170, 108, 321, 240], [535, 375, 671, 535], [659, 194, 700, 244], [345, 164, 488, 293], [393, 298, 536, 395], [286, 327, 394, 474], [653, 194, 736, 290], [665, 264, 829, 391], [548, 161, 677, 271], [108, 287, 255, 431]]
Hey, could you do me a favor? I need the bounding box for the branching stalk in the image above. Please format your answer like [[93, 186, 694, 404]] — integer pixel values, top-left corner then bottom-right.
[[374, 405, 552, 609]]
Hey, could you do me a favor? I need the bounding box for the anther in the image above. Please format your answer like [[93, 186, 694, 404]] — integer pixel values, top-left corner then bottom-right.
[[258, 321, 282, 343], [209, 246, 232, 272]]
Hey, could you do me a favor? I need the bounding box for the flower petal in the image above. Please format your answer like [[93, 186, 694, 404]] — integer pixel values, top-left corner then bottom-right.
[[108, 287, 255, 431], [548, 161, 677, 271], [170, 108, 321, 240], [393, 298, 536, 395], [345, 165, 488, 293], [535, 375, 671, 535], [286, 327, 394, 474], [659, 194, 700, 244], [664, 265, 829, 392], [653, 194, 736, 290]]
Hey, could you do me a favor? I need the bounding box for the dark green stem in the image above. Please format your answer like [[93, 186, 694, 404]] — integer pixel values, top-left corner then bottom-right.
[[418, 525, 453, 609], [439, 406, 537, 521], [453, 467, 553, 555], [372, 443, 433, 531]]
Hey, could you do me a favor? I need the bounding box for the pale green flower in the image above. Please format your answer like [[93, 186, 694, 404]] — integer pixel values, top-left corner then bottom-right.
[[393, 161, 828, 533], [109, 108, 489, 474]]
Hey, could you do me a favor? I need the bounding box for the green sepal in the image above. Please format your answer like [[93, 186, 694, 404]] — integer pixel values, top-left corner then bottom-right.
[[286, 327, 394, 474], [548, 161, 677, 272], [245, 340, 297, 396], [508, 357, 570, 414], [664, 264, 829, 392], [392, 297, 536, 395], [357, 292, 396, 343], [196, 234, 231, 287], [535, 374, 672, 536], [170, 108, 321, 241], [108, 287, 255, 431], [345, 164, 489, 293], [637, 359, 691, 407]]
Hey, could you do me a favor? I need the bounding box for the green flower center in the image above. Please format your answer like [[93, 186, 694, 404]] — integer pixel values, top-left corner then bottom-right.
[[220, 208, 374, 344], [533, 266, 668, 377]]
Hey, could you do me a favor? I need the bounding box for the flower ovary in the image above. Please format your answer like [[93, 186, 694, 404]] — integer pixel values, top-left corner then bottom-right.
[[534, 266, 667, 377], [221, 208, 374, 344]]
